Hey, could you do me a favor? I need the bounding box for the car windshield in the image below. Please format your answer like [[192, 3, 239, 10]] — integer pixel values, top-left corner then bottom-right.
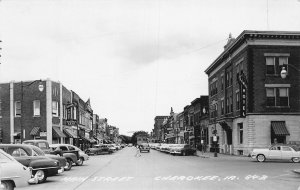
[[0, 150, 14, 162], [32, 146, 45, 156]]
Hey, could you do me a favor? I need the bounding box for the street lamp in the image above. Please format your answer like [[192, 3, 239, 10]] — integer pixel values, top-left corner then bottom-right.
[[20, 80, 44, 143], [281, 65, 300, 79]]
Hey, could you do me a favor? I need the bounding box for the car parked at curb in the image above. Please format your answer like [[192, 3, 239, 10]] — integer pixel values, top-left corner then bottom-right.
[[0, 144, 63, 184], [0, 149, 38, 190], [65, 144, 89, 165], [49, 144, 81, 170], [85, 144, 114, 156], [250, 145, 300, 163], [23, 140, 78, 171], [169, 144, 197, 156]]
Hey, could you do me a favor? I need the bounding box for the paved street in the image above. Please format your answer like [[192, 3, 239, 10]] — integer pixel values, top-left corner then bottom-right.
[[19, 147, 300, 190]]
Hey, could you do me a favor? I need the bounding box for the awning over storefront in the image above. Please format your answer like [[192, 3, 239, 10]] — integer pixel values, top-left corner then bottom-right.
[[63, 128, 78, 138], [30, 127, 40, 136], [53, 126, 66, 138], [271, 121, 290, 136], [80, 136, 96, 143]]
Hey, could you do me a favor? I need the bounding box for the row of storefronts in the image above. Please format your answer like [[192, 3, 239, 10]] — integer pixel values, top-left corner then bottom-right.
[[0, 79, 119, 150]]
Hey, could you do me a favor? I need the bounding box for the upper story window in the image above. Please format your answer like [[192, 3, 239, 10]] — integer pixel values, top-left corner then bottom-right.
[[33, 100, 40, 116], [279, 88, 289, 106], [266, 87, 289, 107], [221, 100, 224, 115], [265, 54, 289, 76], [0, 101, 2, 117], [236, 91, 240, 110], [52, 101, 58, 117], [221, 76, 224, 90], [279, 57, 288, 74], [15, 101, 21, 117], [266, 57, 275, 74], [266, 88, 276, 106], [210, 80, 218, 96]]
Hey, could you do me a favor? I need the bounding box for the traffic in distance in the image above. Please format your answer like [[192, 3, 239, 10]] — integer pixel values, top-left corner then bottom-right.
[[1, 141, 300, 190]]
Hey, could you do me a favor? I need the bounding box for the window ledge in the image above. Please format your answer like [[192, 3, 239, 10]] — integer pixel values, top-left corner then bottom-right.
[[33, 115, 40, 118]]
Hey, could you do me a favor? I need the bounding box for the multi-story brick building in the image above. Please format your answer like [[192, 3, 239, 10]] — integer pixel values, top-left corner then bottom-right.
[[0, 79, 99, 150], [191, 96, 209, 150], [0, 79, 68, 144], [205, 30, 300, 156], [153, 116, 168, 143]]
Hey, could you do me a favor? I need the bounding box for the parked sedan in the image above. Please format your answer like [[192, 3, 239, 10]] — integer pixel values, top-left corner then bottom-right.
[[0, 149, 37, 190], [251, 145, 300, 163], [66, 144, 89, 166], [169, 144, 196, 156], [85, 144, 113, 155], [0, 144, 62, 184]]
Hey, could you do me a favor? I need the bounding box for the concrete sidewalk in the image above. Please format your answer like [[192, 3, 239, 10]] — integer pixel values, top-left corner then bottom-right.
[[196, 150, 250, 160]]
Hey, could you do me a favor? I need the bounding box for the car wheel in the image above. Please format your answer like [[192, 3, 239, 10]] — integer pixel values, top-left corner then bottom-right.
[[76, 158, 84, 166], [256, 154, 266, 162], [1, 180, 14, 190], [64, 159, 73, 171], [85, 150, 91, 155], [182, 151, 186, 156], [292, 157, 300, 163], [34, 170, 47, 184]]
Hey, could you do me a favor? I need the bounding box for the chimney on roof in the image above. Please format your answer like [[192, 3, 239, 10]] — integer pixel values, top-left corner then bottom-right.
[[224, 33, 235, 50]]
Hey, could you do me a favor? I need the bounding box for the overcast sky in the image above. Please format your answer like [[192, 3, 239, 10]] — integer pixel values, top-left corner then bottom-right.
[[1, 0, 300, 136]]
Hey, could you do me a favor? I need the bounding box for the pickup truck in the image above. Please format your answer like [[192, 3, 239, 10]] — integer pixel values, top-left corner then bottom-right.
[[23, 140, 79, 171]]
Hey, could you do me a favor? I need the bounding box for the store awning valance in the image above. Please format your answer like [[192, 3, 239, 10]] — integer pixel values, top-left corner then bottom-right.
[[30, 127, 40, 136], [53, 126, 66, 138], [80, 136, 97, 143], [63, 128, 78, 138], [271, 121, 290, 136]]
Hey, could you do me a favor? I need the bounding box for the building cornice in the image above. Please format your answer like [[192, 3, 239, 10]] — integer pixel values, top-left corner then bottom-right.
[[205, 30, 300, 76]]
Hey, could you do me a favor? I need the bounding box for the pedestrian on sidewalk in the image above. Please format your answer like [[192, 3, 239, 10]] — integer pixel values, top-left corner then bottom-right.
[[135, 145, 141, 157]]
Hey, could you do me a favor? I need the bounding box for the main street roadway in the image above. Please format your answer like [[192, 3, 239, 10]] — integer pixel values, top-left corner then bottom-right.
[[19, 147, 300, 190]]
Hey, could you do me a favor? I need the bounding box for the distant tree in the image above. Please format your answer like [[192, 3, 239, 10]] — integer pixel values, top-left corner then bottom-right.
[[131, 131, 149, 145], [118, 135, 132, 144]]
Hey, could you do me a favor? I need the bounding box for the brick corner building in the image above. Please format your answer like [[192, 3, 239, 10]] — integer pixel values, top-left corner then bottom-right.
[[205, 30, 300, 156]]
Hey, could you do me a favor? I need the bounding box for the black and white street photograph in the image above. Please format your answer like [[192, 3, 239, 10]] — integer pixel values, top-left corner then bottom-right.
[[1, 0, 300, 190]]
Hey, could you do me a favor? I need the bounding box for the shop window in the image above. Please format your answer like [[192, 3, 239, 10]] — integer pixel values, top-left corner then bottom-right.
[[238, 123, 243, 144]]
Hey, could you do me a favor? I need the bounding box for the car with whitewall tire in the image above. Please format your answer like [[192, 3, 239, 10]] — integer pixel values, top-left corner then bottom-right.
[[251, 145, 300, 163]]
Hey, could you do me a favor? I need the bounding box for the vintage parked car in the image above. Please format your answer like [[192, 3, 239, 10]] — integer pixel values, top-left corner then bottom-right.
[[49, 144, 81, 169], [85, 144, 114, 155], [23, 140, 51, 154], [64, 144, 89, 165], [250, 145, 300, 163], [0, 144, 63, 184], [169, 144, 197, 156], [139, 143, 150, 153], [24, 140, 78, 171], [0, 149, 38, 190]]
